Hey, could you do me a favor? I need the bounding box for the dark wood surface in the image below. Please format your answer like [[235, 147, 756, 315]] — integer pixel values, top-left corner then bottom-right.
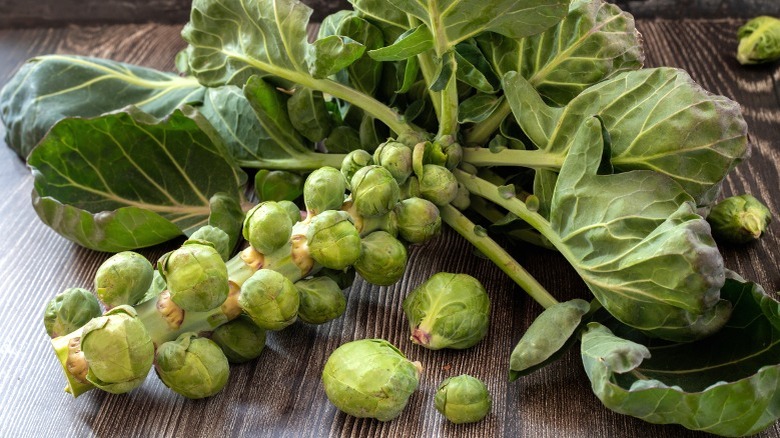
[[0, 17, 779, 438]]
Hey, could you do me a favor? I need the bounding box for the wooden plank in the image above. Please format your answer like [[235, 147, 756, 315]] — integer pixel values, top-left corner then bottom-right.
[[0, 17, 778, 438]]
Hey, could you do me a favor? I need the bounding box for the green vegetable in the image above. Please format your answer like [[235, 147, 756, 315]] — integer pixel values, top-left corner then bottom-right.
[[43, 288, 102, 338], [394, 197, 442, 244], [306, 210, 362, 270], [190, 225, 232, 261], [373, 141, 413, 185], [295, 277, 347, 324], [353, 231, 408, 286], [210, 315, 267, 363], [238, 269, 300, 330], [403, 273, 490, 350], [737, 16, 780, 65], [321, 339, 421, 421], [158, 240, 230, 312], [303, 167, 347, 215], [155, 332, 230, 399], [243, 202, 294, 254], [341, 149, 374, 185], [434, 374, 491, 424], [94, 251, 155, 308], [350, 165, 401, 217], [254, 170, 304, 202], [418, 165, 458, 206], [707, 194, 772, 244]]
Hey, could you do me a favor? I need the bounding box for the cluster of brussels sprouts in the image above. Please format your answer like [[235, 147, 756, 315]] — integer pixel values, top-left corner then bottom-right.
[[43, 137, 477, 400]]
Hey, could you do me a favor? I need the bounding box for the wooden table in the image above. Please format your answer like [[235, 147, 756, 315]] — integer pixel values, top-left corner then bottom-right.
[[0, 17, 778, 438]]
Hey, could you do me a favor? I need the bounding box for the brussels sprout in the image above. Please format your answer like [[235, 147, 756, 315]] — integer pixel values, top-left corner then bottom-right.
[[354, 231, 407, 286], [210, 315, 267, 363], [322, 339, 421, 421], [94, 251, 154, 308], [341, 149, 373, 186], [155, 332, 230, 399], [373, 141, 413, 185], [402, 273, 490, 350], [350, 165, 402, 217], [43, 287, 102, 338], [243, 201, 294, 254], [316, 267, 357, 290], [80, 305, 154, 394], [306, 210, 362, 270], [295, 276, 347, 324], [304, 166, 346, 215], [418, 164, 458, 206], [434, 135, 463, 170], [707, 194, 772, 244], [278, 200, 303, 224], [395, 197, 442, 244], [434, 374, 491, 424], [158, 241, 229, 312], [255, 169, 304, 202], [190, 225, 231, 261], [239, 269, 300, 330], [737, 16, 780, 65]]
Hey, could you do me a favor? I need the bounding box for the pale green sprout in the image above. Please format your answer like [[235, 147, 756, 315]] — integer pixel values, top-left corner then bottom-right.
[[295, 276, 347, 324], [155, 332, 230, 399], [373, 141, 413, 185], [43, 287, 102, 338], [350, 165, 402, 217], [158, 240, 229, 312], [434, 374, 491, 424], [354, 231, 408, 286], [210, 315, 267, 363], [243, 201, 293, 254], [418, 164, 458, 206], [394, 197, 442, 244], [94, 251, 154, 308], [341, 149, 373, 187], [190, 225, 231, 261], [707, 194, 772, 244], [238, 268, 300, 330], [737, 16, 780, 65], [304, 166, 346, 215], [306, 210, 362, 270]]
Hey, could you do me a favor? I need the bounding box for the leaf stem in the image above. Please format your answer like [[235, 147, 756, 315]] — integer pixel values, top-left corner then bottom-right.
[[440, 204, 558, 309], [237, 153, 347, 171], [462, 147, 565, 169]]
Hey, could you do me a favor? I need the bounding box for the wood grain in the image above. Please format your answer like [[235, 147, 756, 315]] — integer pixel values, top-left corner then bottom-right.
[[0, 18, 778, 438]]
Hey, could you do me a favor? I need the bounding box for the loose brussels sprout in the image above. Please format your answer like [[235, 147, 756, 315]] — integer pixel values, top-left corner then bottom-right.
[[239, 269, 300, 330], [434, 374, 491, 424], [158, 240, 229, 312], [737, 16, 780, 65], [155, 332, 230, 399], [80, 305, 154, 394], [350, 165, 402, 217], [394, 197, 442, 244], [304, 166, 346, 215], [707, 194, 772, 244], [94, 251, 154, 308], [354, 231, 408, 286], [295, 276, 347, 324], [402, 272, 490, 350], [418, 164, 458, 206], [306, 210, 362, 270], [341, 149, 373, 186], [210, 315, 267, 363], [190, 225, 231, 261], [322, 339, 421, 421], [43, 287, 102, 338], [243, 201, 294, 254], [373, 141, 413, 185], [255, 169, 304, 202]]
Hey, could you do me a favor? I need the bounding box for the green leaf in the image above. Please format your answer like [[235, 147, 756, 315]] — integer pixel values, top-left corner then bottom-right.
[[454, 42, 499, 94], [549, 117, 731, 341], [0, 55, 205, 158], [458, 94, 504, 124], [368, 25, 433, 61], [307, 35, 366, 79], [347, 0, 409, 39], [582, 278, 780, 436], [336, 16, 386, 95], [28, 106, 245, 251], [287, 88, 333, 142], [477, 0, 644, 105], [505, 67, 749, 206], [430, 51, 456, 92], [324, 125, 363, 154], [390, 0, 571, 50]]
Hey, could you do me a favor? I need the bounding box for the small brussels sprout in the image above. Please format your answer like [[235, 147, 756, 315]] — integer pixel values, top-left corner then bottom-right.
[[434, 374, 491, 424], [373, 141, 413, 185], [43, 287, 102, 338], [190, 225, 231, 261], [159, 241, 229, 312], [278, 200, 303, 224], [341, 149, 373, 185], [402, 273, 490, 350], [737, 16, 780, 65], [354, 231, 407, 286], [80, 305, 154, 394], [254, 169, 304, 202], [304, 166, 346, 215], [306, 210, 362, 270], [418, 164, 458, 206], [434, 135, 463, 170], [210, 315, 267, 363], [322, 339, 421, 421], [395, 197, 442, 244], [295, 277, 347, 324], [350, 165, 402, 217], [155, 332, 229, 399], [94, 251, 154, 308], [707, 194, 772, 244], [243, 201, 294, 254], [316, 268, 357, 290], [239, 269, 300, 330]]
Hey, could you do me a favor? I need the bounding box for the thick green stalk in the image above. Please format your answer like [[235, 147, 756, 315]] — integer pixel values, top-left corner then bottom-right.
[[462, 148, 565, 169], [236, 153, 347, 171], [440, 204, 558, 309]]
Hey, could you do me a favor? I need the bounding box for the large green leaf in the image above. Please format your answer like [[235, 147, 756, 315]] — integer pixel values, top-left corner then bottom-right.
[[582, 278, 780, 436], [505, 67, 749, 206], [548, 117, 730, 341], [477, 0, 644, 106], [28, 106, 245, 251], [0, 55, 205, 159]]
